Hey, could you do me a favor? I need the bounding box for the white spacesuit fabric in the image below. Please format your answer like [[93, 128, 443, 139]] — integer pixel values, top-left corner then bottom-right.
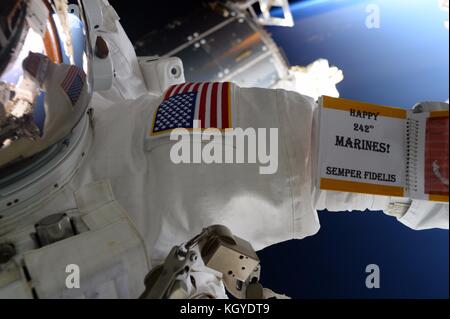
[[0, 180, 150, 299], [22, 181, 149, 299], [396, 200, 448, 230], [74, 87, 320, 262], [90, 0, 148, 106]]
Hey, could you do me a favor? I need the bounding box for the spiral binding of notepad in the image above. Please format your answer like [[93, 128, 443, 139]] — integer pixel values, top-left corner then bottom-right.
[[405, 118, 420, 194]]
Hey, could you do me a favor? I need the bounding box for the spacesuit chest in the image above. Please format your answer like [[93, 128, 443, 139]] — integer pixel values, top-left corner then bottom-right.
[[0, 180, 149, 299]]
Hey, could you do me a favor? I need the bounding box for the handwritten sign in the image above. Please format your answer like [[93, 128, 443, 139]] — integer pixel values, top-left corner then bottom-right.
[[318, 96, 407, 197]]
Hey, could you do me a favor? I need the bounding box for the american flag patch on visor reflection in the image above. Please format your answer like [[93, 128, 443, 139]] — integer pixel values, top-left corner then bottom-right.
[[150, 82, 234, 136], [61, 66, 86, 106]]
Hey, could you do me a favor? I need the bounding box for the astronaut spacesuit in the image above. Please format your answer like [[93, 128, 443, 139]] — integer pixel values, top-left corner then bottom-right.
[[0, 0, 448, 299]]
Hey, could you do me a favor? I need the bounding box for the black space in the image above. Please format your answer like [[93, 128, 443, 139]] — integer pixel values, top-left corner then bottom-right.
[[108, 0, 209, 42]]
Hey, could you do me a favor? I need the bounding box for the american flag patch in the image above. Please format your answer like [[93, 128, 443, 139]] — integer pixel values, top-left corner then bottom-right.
[[23, 52, 49, 85], [151, 82, 234, 136], [61, 66, 86, 106]]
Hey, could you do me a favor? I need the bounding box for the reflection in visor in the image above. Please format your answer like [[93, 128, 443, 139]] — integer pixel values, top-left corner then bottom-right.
[[0, 27, 45, 85], [1, 1, 91, 171], [0, 26, 45, 148]]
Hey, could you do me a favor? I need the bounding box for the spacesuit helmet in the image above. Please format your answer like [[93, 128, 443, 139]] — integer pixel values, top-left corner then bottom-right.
[[0, 0, 91, 170]]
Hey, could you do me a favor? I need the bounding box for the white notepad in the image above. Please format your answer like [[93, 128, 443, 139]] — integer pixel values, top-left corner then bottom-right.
[[317, 96, 448, 202]]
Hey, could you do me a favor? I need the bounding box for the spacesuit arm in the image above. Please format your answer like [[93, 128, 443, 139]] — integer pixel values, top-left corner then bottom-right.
[[234, 87, 448, 238], [315, 190, 449, 230], [395, 200, 449, 230]]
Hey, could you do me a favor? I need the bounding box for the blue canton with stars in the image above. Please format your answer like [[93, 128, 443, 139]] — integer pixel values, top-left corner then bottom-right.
[[153, 92, 197, 133], [66, 74, 84, 105]]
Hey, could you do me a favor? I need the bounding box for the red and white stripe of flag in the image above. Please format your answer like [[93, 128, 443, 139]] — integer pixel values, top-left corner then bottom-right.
[[164, 82, 233, 129], [61, 66, 86, 91]]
